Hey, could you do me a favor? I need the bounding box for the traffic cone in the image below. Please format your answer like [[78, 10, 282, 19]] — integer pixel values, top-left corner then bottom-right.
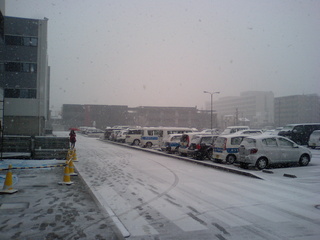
[[72, 148, 78, 162], [58, 164, 74, 185], [68, 159, 78, 176], [0, 165, 18, 194], [67, 149, 72, 160]]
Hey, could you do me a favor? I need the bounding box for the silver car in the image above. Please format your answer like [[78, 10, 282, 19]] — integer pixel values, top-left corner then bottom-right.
[[238, 135, 312, 170]]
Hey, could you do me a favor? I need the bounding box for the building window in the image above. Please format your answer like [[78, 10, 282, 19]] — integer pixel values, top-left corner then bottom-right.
[[4, 62, 37, 73], [4, 89, 36, 99], [5, 35, 38, 47]]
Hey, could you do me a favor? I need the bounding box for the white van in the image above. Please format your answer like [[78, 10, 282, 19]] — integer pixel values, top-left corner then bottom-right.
[[308, 130, 320, 149], [141, 127, 196, 148], [220, 126, 249, 135], [213, 134, 249, 164], [125, 128, 143, 145]]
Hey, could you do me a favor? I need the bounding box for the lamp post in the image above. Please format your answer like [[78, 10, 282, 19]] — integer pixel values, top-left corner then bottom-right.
[[203, 91, 220, 132]]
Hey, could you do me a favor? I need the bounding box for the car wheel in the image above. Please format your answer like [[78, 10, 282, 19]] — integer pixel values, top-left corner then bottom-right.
[[256, 158, 268, 170], [299, 154, 310, 166], [146, 142, 152, 148], [226, 154, 236, 164], [133, 139, 140, 146]]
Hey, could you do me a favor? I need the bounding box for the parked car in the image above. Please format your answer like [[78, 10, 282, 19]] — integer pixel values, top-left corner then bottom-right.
[[220, 126, 249, 135], [233, 129, 263, 135], [239, 135, 312, 170], [86, 128, 104, 137], [188, 134, 218, 160], [141, 127, 196, 148], [104, 126, 128, 140], [110, 129, 122, 141], [278, 123, 320, 145], [178, 132, 201, 156], [308, 130, 320, 149], [200, 129, 219, 134], [116, 129, 128, 143], [125, 128, 143, 145], [262, 127, 283, 136], [160, 134, 182, 153], [213, 134, 249, 164]]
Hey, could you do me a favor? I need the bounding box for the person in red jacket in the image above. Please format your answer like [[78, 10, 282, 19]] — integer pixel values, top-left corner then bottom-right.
[[69, 130, 76, 149]]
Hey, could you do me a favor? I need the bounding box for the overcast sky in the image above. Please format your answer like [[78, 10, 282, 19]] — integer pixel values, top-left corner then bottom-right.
[[5, 0, 320, 112]]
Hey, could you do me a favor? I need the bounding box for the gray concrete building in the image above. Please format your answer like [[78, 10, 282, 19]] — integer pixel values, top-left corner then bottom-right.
[[274, 94, 320, 127], [214, 91, 274, 129], [61, 104, 207, 131], [0, 5, 50, 135]]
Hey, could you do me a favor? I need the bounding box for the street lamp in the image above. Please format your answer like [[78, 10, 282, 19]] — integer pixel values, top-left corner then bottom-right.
[[203, 91, 220, 132]]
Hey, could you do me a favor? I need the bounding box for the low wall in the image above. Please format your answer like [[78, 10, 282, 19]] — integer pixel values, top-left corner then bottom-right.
[[1, 136, 69, 159]]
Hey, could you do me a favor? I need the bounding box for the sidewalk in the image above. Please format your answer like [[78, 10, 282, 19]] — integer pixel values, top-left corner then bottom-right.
[[0, 159, 123, 240]]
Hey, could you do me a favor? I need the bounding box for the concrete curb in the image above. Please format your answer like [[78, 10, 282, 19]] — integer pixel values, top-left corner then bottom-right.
[[100, 139, 264, 180], [73, 164, 128, 240]]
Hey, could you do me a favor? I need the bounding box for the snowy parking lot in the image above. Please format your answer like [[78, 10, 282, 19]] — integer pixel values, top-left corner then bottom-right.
[[57, 131, 320, 240]]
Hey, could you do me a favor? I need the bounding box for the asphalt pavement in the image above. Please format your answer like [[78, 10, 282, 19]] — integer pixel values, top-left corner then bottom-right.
[[0, 159, 124, 240]]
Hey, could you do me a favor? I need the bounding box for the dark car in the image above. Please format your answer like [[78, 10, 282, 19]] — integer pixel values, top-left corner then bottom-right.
[[188, 134, 218, 160]]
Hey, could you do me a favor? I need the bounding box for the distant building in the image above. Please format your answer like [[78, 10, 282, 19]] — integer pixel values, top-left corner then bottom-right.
[[0, 13, 50, 135], [61, 104, 211, 130], [62, 104, 129, 130], [128, 106, 200, 128], [215, 91, 274, 129], [274, 94, 320, 127]]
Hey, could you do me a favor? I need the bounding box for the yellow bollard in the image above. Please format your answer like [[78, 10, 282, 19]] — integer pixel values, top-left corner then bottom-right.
[[0, 165, 18, 194]]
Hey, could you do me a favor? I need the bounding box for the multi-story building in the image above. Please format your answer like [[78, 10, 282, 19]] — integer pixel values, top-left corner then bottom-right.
[[61, 104, 209, 130], [62, 104, 129, 130], [128, 106, 200, 128], [214, 91, 274, 129], [274, 94, 320, 127], [0, 7, 50, 135]]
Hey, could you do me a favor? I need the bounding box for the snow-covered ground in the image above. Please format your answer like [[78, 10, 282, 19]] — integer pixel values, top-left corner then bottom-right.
[[56, 132, 320, 240]]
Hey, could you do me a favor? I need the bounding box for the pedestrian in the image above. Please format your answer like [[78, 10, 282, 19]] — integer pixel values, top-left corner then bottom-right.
[[69, 130, 76, 149]]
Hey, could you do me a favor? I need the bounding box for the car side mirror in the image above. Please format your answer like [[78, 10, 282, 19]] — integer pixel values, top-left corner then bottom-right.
[[293, 143, 299, 148]]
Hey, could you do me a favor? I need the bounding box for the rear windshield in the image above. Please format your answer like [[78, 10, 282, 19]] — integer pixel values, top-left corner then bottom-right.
[[241, 138, 256, 147], [190, 136, 201, 144], [230, 136, 245, 145], [201, 136, 213, 144], [171, 136, 181, 142], [311, 131, 320, 136], [215, 137, 226, 147]]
